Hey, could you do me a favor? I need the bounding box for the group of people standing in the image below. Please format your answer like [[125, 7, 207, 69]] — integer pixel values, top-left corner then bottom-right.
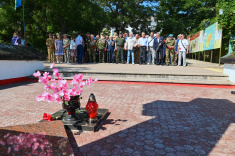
[[11, 32, 26, 46], [46, 31, 189, 66]]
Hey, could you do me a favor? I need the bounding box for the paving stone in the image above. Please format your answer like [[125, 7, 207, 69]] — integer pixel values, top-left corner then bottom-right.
[[133, 151, 146, 156], [91, 144, 103, 151], [123, 147, 134, 154], [174, 146, 185, 152], [165, 147, 176, 152], [176, 152, 188, 156], [194, 148, 206, 155], [183, 145, 194, 151], [144, 144, 155, 151], [87, 151, 100, 156], [135, 140, 145, 146], [112, 148, 124, 155], [166, 153, 177, 156], [144, 150, 156, 156], [154, 143, 165, 149], [99, 149, 112, 155]]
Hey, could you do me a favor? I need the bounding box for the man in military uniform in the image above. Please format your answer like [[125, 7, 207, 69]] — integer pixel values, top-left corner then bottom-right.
[[115, 31, 125, 64], [46, 33, 55, 63], [165, 34, 176, 66], [97, 33, 107, 63], [84, 32, 91, 63], [87, 34, 97, 63]]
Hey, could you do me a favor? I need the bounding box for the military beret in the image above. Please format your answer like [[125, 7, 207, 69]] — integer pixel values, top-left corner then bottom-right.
[[87, 32, 90, 34], [119, 31, 122, 34], [56, 33, 60, 36], [169, 34, 173, 37], [52, 34, 56, 36]]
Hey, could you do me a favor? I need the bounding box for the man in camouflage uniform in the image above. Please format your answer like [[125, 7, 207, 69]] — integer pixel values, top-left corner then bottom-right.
[[115, 31, 126, 64], [97, 33, 107, 63], [63, 34, 70, 63], [87, 34, 97, 63], [46, 33, 55, 63], [165, 34, 176, 65]]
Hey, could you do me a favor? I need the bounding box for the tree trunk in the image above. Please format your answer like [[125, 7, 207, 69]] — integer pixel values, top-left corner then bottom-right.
[[60, 20, 68, 35]]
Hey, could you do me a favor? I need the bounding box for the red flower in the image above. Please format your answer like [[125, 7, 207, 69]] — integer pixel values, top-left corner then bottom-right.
[[43, 113, 53, 121]]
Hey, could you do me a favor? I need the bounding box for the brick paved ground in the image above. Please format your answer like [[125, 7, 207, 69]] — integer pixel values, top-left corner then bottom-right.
[[0, 81, 235, 155]]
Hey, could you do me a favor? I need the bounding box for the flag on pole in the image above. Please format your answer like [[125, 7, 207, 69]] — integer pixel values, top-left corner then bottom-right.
[[15, 0, 22, 10]]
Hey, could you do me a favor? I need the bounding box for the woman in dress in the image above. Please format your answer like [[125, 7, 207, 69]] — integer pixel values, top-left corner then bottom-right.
[[70, 36, 77, 63], [54, 35, 63, 63]]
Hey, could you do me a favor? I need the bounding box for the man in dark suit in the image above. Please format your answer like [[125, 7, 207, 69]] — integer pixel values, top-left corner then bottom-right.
[[153, 33, 165, 65]]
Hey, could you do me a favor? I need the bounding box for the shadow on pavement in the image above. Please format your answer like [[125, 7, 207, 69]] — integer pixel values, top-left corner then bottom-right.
[[0, 81, 38, 90], [69, 98, 235, 155]]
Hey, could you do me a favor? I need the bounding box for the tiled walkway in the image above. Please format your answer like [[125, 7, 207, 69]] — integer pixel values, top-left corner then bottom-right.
[[0, 81, 234, 155]]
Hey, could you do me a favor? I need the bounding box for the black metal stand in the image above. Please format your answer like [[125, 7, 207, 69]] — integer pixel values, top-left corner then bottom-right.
[[41, 108, 109, 132]]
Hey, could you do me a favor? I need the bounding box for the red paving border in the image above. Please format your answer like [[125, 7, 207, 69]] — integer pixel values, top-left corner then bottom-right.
[[28, 79, 235, 89], [0, 77, 27, 86]]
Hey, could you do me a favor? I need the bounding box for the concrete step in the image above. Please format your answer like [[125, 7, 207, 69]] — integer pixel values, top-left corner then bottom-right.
[[32, 70, 233, 85]]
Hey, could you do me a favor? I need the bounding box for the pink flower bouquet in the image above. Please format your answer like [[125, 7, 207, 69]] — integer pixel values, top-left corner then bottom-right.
[[33, 63, 98, 105]]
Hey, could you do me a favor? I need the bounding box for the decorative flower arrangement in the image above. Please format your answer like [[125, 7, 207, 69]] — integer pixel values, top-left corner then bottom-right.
[[33, 63, 98, 120], [33, 63, 97, 104]]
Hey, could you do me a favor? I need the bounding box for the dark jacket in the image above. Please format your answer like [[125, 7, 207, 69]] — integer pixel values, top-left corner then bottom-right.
[[153, 36, 165, 51]]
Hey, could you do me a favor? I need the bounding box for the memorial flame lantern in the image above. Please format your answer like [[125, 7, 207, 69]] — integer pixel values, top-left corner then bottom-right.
[[86, 93, 99, 123]]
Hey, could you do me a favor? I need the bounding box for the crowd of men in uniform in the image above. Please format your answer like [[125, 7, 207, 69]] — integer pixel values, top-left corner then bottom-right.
[[46, 31, 189, 66]]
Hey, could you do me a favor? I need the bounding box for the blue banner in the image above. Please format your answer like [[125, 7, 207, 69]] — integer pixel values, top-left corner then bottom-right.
[[15, 0, 21, 10]]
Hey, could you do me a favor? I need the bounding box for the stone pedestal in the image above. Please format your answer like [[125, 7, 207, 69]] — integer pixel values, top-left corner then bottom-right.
[[0, 121, 73, 155], [221, 52, 235, 83]]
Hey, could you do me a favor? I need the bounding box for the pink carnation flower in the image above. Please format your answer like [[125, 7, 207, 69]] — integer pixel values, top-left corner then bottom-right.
[[50, 63, 55, 68], [33, 71, 41, 78]]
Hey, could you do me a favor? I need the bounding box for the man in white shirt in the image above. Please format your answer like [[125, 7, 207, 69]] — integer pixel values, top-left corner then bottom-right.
[[125, 33, 136, 64], [75, 32, 83, 63], [147, 32, 155, 64], [177, 34, 189, 66]]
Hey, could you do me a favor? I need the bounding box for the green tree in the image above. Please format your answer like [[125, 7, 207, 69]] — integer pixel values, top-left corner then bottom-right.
[[155, 0, 217, 37], [216, 0, 235, 53], [96, 0, 157, 34], [0, 0, 107, 53]]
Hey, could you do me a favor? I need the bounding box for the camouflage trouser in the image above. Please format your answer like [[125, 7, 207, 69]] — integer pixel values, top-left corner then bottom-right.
[[48, 48, 55, 62], [99, 49, 105, 63], [64, 49, 70, 63], [166, 48, 175, 65], [174, 52, 178, 65], [89, 48, 96, 63], [116, 46, 124, 63]]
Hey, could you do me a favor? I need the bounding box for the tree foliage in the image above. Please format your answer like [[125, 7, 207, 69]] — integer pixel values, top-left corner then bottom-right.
[[0, 0, 107, 52], [96, 0, 157, 34], [155, 0, 217, 37]]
